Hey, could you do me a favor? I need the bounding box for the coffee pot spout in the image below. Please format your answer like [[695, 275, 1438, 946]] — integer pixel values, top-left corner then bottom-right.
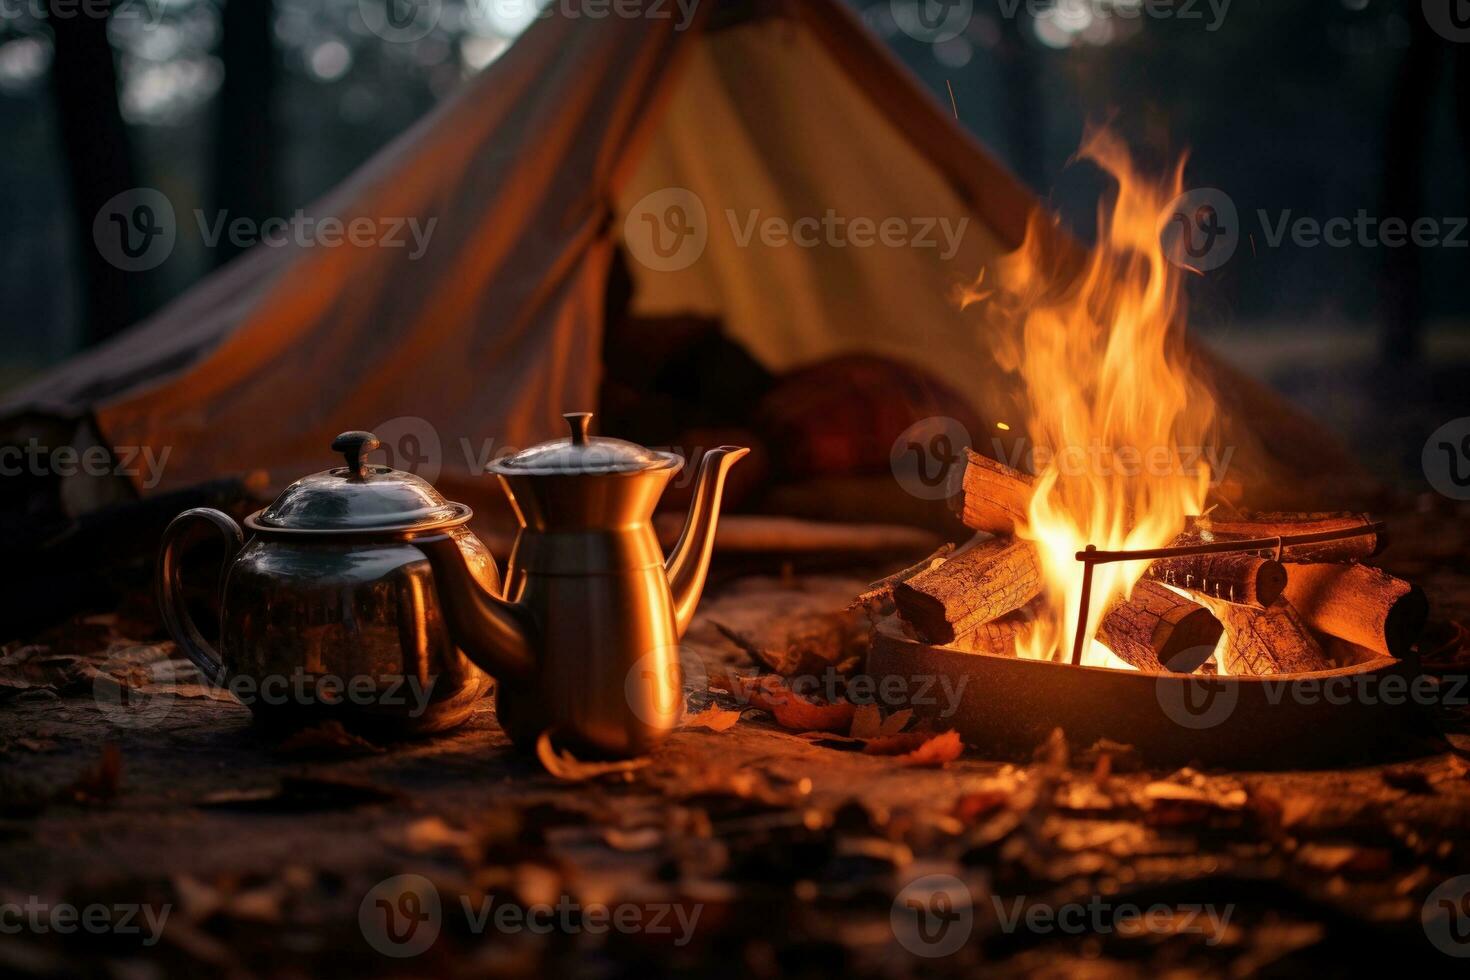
[[665, 446, 750, 637], [417, 536, 537, 679]]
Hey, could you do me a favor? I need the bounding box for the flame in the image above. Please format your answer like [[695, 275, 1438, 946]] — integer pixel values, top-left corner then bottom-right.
[[967, 129, 1217, 668]]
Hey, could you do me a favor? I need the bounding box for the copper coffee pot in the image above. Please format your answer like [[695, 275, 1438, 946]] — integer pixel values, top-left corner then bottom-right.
[[416, 413, 748, 758]]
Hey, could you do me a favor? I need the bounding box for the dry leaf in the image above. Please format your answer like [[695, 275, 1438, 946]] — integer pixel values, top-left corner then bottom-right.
[[893, 730, 963, 767], [861, 731, 934, 756], [736, 675, 855, 733], [850, 704, 882, 739], [535, 731, 650, 782], [682, 706, 742, 732], [879, 709, 913, 736]]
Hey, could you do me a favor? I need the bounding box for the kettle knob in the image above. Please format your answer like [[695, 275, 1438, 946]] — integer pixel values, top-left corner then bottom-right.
[[563, 412, 593, 446], [332, 430, 381, 479]]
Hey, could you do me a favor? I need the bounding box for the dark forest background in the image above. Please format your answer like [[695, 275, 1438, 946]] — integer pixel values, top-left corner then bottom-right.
[[1, 0, 1466, 465]]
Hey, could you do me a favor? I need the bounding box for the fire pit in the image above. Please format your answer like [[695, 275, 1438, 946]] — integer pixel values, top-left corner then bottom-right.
[[866, 616, 1433, 769], [858, 133, 1436, 768]]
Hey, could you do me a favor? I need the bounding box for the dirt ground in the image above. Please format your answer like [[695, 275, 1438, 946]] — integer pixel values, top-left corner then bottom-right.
[[1, 500, 1468, 978]]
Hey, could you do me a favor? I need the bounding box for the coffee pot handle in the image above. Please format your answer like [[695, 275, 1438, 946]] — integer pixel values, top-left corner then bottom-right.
[[156, 508, 244, 687]]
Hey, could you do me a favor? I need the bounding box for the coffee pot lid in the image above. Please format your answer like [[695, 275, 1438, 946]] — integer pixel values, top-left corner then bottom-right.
[[255, 431, 470, 532], [487, 413, 680, 476]]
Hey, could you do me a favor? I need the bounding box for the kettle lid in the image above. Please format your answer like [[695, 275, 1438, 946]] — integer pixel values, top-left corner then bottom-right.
[[255, 431, 470, 532], [488, 413, 681, 476]]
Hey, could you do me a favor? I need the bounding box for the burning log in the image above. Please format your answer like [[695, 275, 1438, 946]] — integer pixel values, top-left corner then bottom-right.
[[1205, 598, 1334, 676], [891, 537, 1042, 645], [1183, 512, 1382, 563], [1145, 554, 1287, 609], [1282, 563, 1428, 659], [1098, 581, 1222, 673], [959, 451, 1033, 535], [949, 603, 1038, 656]]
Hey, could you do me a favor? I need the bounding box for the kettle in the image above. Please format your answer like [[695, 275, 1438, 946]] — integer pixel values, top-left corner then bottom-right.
[[156, 432, 498, 736], [416, 412, 748, 758]]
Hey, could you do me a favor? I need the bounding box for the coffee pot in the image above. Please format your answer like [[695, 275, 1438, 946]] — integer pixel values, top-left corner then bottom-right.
[[416, 413, 748, 758]]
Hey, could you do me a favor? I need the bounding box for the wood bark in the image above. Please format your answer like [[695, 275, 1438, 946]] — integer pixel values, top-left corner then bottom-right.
[[1282, 563, 1428, 659], [1098, 581, 1222, 673], [891, 538, 1042, 645], [1146, 554, 1287, 608], [1182, 512, 1381, 563], [1204, 598, 1334, 676], [960, 451, 1034, 535]]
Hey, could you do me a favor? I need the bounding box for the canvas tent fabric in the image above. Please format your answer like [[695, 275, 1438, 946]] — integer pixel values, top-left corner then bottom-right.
[[1, 0, 1354, 519]]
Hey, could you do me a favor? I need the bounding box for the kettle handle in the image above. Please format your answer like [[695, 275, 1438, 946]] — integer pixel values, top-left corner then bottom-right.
[[156, 508, 244, 687]]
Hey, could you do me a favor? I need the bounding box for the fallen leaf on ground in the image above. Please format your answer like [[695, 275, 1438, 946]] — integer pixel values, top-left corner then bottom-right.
[[535, 731, 650, 782], [734, 675, 855, 733], [892, 730, 963, 767], [850, 703, 882, 739], [861, 731, 935, 756], [682, 706, 742, 732]]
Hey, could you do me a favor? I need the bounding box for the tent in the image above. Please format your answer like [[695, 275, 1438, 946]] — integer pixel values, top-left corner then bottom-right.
[[1, 0, 1354, 526]]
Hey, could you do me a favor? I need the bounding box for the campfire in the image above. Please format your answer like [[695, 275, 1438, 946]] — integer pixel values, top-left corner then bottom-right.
[[870, 131, 1428, 681]]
